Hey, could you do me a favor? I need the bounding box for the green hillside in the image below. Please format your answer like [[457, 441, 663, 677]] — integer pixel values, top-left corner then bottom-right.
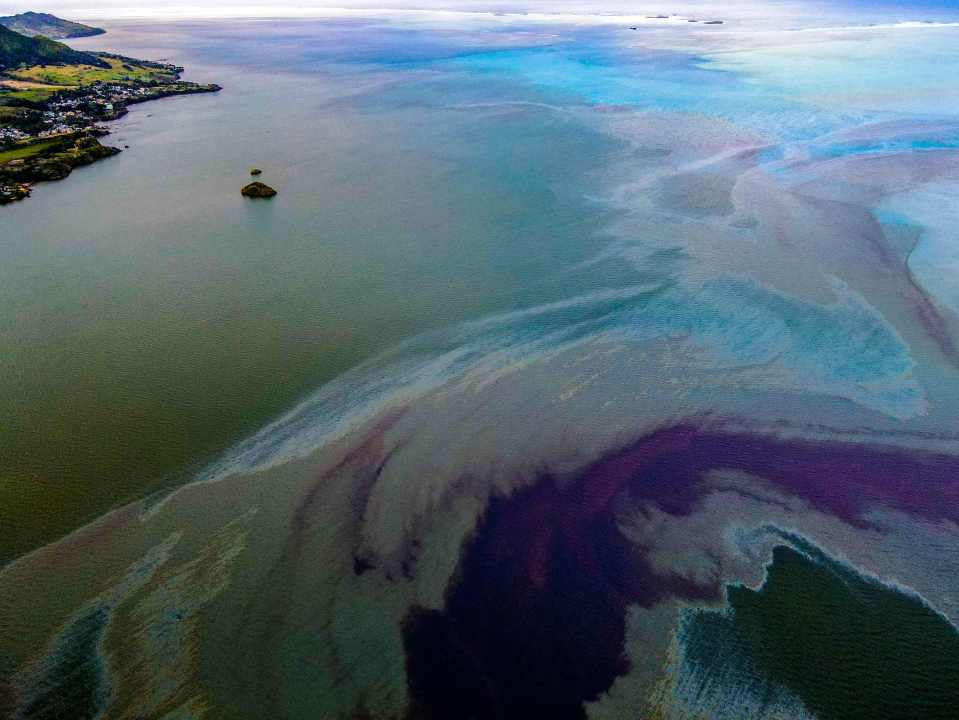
[[0, 24, 108, 70]]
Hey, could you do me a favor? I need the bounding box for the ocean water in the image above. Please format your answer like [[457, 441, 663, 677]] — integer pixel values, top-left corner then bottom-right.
[[3, 5, 959, 719], [2, 18, 627, 558]]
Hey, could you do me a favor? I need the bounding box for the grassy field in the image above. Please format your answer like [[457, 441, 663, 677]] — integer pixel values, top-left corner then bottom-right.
[[1, 56, 177, 104], [0, 137, 63, 162], [9, 57, 177, 87], [0, 78, 64, 90], [0, 86, 56, 103]]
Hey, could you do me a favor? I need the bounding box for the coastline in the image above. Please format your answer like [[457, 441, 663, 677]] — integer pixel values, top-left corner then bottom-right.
[[0, 52, 219, 204]]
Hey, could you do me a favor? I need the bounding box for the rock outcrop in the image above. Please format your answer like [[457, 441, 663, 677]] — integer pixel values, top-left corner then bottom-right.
[[241, 181, 277, 198]]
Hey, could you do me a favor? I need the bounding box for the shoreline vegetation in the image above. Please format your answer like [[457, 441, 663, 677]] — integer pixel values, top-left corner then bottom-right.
[[1, 23, 219, 205]]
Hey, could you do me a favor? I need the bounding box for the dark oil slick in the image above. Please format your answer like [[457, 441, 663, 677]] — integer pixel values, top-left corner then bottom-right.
[[402, 427, 959, 719]]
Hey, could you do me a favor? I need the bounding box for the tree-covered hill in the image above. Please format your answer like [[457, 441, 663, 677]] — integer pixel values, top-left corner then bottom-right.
[[0, 24, 108, 70]]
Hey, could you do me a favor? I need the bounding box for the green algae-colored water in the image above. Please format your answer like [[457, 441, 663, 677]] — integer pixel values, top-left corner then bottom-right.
[[682, 536, 959, 719], [0, 22, 625, 562]]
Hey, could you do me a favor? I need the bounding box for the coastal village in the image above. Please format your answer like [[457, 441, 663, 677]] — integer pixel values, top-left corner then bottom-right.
[[1, 69, 189, 144], [1, 19, 220, 204]]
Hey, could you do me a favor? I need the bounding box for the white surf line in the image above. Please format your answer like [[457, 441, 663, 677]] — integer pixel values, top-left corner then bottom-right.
[[65, 5, 704, 26], [790, 20, 959, 33]]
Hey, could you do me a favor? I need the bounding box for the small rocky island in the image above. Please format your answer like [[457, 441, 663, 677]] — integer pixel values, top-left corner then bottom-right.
[[241, 181, 277, 198], [1, 21, 220, 205]]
